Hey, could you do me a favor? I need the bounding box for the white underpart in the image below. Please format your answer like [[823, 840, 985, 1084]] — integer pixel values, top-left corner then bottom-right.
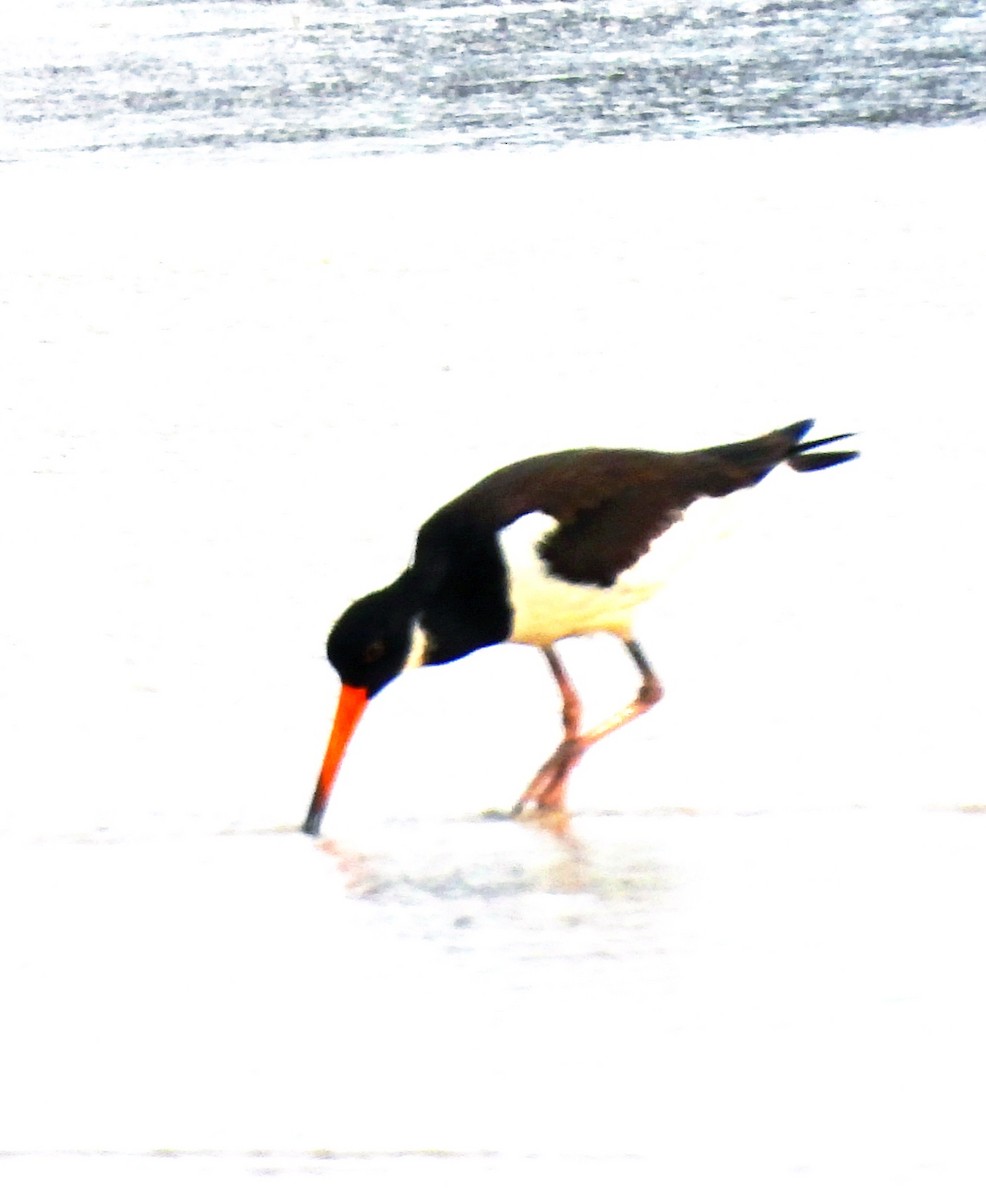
[[499, 497, 749, 647]]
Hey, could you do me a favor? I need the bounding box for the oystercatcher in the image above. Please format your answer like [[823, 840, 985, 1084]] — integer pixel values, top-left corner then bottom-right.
[[303, 420, 857, 835]]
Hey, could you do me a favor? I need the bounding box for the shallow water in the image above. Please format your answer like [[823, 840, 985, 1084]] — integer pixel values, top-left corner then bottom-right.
[[4, 810, 986, 1194], [2, 0, 984, 161]]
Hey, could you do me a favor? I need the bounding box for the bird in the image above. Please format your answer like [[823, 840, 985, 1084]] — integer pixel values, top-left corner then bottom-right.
[[302, 419, 857, 836]]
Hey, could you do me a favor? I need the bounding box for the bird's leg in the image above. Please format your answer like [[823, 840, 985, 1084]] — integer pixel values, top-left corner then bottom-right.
[[514, 639, 663, 816], [578, 639, 664, 750], [546, 644, 583, 740], [511, 646, 584, 816]]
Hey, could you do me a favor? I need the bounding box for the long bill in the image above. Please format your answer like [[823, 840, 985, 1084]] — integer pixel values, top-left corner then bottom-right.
[[302, 684, 369, 836]]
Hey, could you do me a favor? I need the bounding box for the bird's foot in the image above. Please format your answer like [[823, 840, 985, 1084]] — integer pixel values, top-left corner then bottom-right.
[[479, 739, 585, 827], [512, 738, 586, 815]]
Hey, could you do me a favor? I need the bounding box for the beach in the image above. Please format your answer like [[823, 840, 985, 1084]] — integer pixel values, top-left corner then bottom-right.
[[2, 25, 985, 1193]]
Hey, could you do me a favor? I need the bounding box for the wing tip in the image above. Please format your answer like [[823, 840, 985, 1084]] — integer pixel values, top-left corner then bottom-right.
[[788, 424, 859, 472]]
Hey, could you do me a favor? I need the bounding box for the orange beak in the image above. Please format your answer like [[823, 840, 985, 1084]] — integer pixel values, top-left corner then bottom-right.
[[302, 683, 369, 836]]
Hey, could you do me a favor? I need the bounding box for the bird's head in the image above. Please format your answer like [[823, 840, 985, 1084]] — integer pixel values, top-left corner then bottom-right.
[[326, 584, 416, 698], [303, 580, 417, 836]]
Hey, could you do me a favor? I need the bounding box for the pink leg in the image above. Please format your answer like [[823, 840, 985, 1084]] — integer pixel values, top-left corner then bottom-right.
[[513, 639, 663, 816]]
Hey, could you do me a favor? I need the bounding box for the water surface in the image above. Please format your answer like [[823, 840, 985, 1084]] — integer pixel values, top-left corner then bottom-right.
[[3, 0, 984, 160]]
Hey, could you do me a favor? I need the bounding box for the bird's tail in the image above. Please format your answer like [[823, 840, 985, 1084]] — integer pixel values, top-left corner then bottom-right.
[[696, 420, 859, 497], [787, 425, 859, 473]]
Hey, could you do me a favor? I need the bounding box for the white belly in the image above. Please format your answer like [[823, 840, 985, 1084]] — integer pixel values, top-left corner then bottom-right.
[[499, 498, 744, 647]]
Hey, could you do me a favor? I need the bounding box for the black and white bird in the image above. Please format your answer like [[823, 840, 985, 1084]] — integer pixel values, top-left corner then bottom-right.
[[303, 419, 857, 836]]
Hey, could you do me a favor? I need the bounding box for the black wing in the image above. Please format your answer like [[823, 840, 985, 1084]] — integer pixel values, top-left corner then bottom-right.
[[415, 420, 855, 590]]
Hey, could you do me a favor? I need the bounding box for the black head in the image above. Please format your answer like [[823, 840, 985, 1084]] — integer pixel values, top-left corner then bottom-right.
[[326, 580, 415, 698]]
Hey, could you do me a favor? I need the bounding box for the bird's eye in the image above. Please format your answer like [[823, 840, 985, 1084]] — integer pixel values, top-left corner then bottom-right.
[[363, 639, 386, 664]]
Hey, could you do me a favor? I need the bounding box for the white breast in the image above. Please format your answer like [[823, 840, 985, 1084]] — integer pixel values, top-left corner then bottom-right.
[[499, 496, 747, 647]]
